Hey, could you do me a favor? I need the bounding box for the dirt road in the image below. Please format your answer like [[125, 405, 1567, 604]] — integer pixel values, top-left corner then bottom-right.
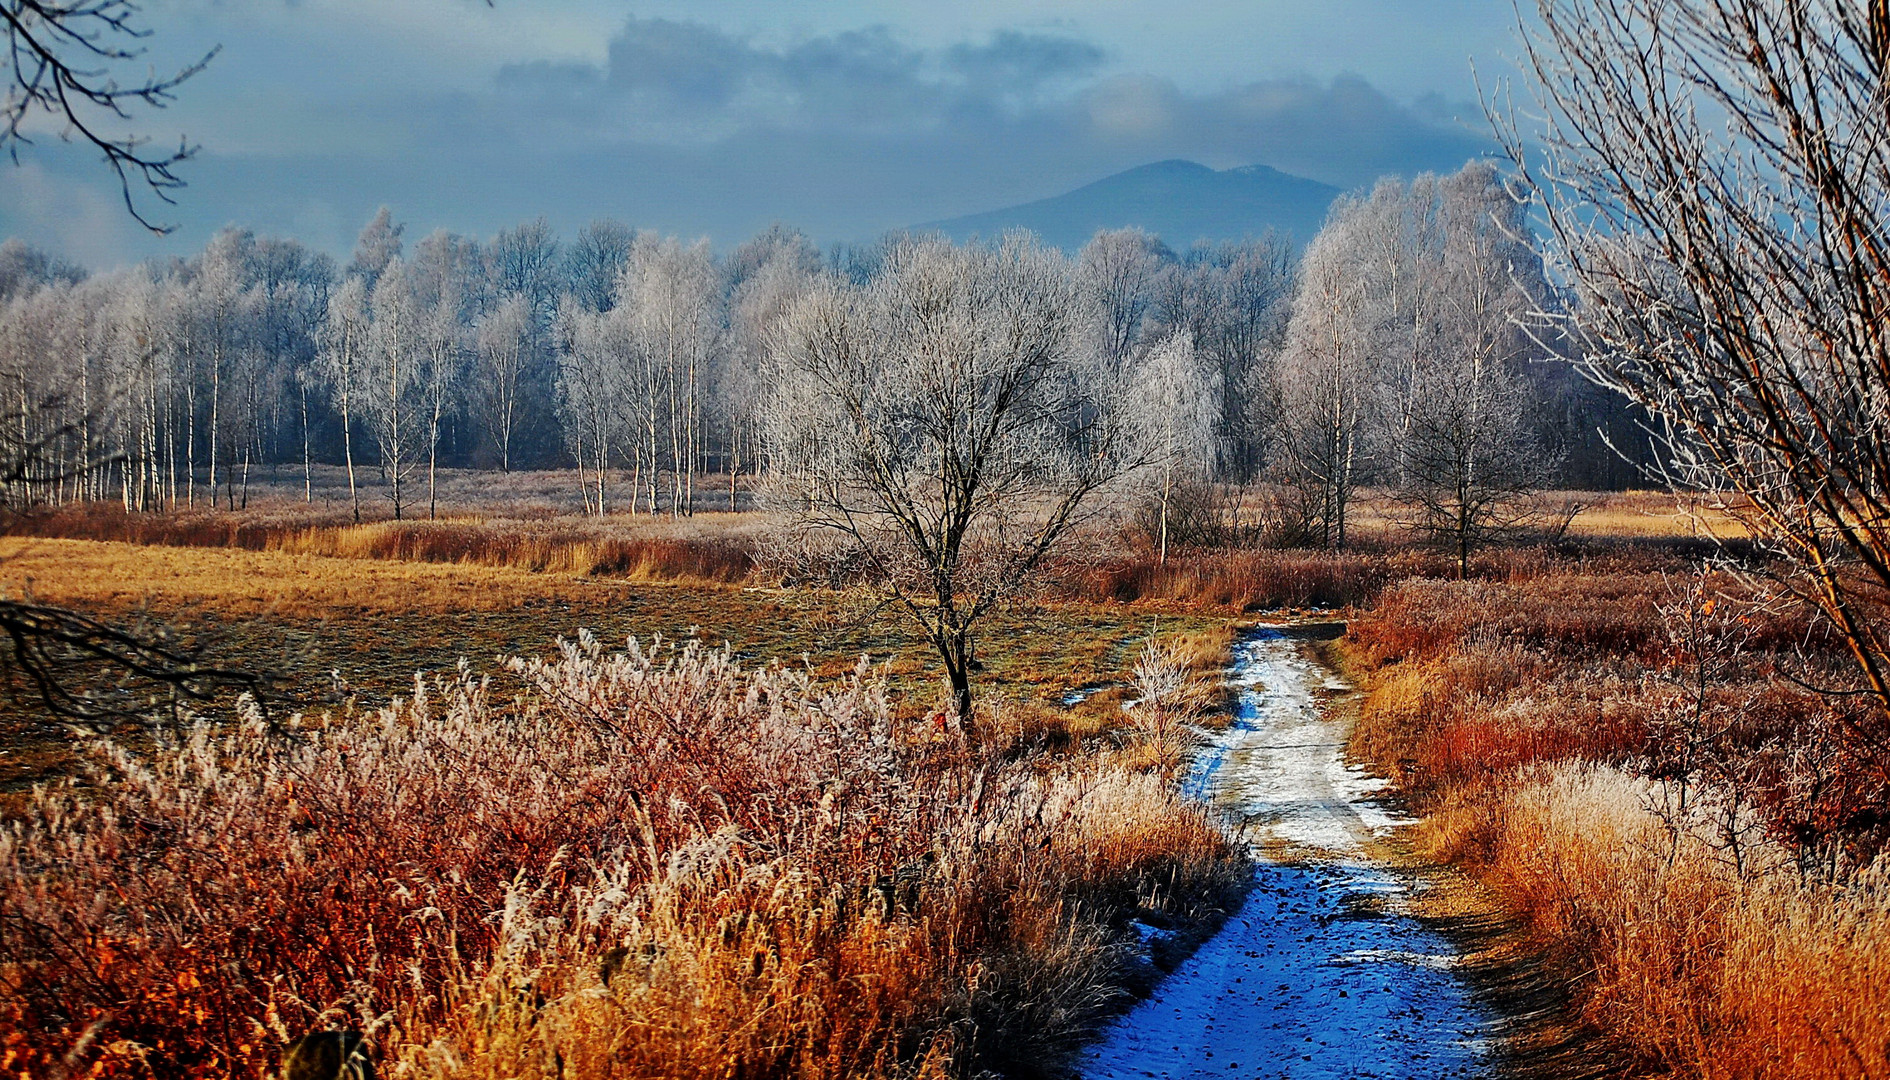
[[1081, 626, 1491, 1080]]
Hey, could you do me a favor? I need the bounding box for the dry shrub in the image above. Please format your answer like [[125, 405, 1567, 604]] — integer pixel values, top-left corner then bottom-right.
[[1115, 639, 1216, 775], [0, 637, 1245, 1079], [271, 522, 753, 583], [1425, 764, 1890, 1080], [1350, 568, 1890, 1078], [1, 503, 757, 584], [1078, 550, 1405, 610]]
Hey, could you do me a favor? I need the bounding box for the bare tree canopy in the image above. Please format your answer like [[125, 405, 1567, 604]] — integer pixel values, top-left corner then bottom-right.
[[2, 0, 217, 232], [763, 233, 1135, 726], [1503, 0, 1890, 717]]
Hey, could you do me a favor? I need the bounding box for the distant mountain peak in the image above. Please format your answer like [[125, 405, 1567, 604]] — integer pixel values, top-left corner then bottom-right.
[[918, 160, 1340, 251]]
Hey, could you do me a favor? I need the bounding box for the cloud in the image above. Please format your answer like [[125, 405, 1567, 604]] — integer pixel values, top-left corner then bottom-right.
[[0, 157, 144, 268], [481, 17, 1482, 184], [0, 14, 1494, 266], [494, 18, 1107, 142]]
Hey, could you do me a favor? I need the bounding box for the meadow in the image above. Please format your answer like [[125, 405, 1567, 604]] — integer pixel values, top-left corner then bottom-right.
[[0, 484, 1257, 1079], [0, 479, 1866, 1079], [1347, 564, 1890, 1079]]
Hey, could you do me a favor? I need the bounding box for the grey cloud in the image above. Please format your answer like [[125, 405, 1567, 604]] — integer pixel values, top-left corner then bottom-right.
[[497, 19, 1113, 138], [944, 30, 1106, 95], [1, 15, 1494, 266]]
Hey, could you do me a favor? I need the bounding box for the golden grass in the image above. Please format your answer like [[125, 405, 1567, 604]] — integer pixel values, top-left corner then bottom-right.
[[1422, 764, 1890, 1080], [0, 536, 1230, 800], [0, 639, 1249, 1079], [1554, 489, 1751, 540], [1346, 570, 1890, 1079]]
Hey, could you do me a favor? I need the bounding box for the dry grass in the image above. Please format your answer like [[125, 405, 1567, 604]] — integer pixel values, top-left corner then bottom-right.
[[0, 637, 1249, 1079], [1422, 764, 1890, 1080], [1346, 567, 1890, 1078], [0, 536, 1236, 807], [6, 503, 768, 585], [1555, 489, 1751, 540]]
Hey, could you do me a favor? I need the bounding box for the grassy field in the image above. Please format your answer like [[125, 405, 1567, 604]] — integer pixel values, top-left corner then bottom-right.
[[0, 534, 1234, 799], [1344, 563, 1890, 1079], [0, 497, 1264, 1079], [0, 482, 1815, 1079]]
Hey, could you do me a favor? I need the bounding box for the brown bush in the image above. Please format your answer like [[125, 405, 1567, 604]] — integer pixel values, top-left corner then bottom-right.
[[1347, 567, 1890, 1078], [1423, 764, 1890, 1080], [2, 503, 757, 585], [0, 637, 1246, 1079]]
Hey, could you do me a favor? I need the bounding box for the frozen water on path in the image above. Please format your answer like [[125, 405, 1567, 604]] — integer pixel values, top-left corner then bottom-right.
[[1082, 627, 1490, 1080]]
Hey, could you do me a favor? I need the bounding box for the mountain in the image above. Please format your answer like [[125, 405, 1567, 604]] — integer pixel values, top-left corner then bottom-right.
[[917, 160, 1341, 251]]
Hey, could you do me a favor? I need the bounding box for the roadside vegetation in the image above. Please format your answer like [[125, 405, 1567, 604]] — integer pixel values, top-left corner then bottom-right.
[[1, 635, 1247, 1078], [1348, 567, 1890, 1079]]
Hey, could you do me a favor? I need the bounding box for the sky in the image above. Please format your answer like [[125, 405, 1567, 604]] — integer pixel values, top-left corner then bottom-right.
[[2, 1, 1524, 268]]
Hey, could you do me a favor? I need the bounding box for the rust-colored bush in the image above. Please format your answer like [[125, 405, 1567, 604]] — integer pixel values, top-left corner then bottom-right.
[[0, 637, 1245, 1079], [1349, 568, 1890, 1079]]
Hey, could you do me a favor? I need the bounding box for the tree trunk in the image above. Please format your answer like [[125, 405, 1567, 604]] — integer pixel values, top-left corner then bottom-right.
[[943, 634, 975, 733]]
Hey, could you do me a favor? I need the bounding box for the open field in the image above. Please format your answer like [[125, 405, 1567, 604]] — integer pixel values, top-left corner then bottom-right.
[[0, 503, 1267, 1078], [0, 485, 1846, 1080], [0, 534, 1235, 800]]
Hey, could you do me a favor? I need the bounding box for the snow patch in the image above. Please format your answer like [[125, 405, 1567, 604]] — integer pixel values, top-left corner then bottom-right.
[[1081, 626, 1492, 1080]]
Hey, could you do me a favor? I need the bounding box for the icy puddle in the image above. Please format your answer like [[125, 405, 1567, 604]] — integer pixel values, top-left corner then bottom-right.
[[1082, 627, 1490, 1080]]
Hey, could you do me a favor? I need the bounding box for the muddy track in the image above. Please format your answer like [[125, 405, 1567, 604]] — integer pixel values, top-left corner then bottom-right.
[[1081, 625, 1491, 1080]]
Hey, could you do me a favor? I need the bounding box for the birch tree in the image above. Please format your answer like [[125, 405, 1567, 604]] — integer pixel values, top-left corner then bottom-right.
[[365, 261, 423, 518], [1130, 330, 1217, 563], [624, 237, 718, 515], [318, 277, 370, 521], [1273, 207, 1383, 549], [1392, 163, 1552, 569], [474, 296, 530, 473]]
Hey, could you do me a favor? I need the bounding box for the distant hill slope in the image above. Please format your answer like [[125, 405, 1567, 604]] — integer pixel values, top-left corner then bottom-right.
[[917, 159, 1341, 251]]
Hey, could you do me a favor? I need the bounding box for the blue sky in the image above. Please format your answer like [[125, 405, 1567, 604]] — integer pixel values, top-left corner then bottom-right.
[[3, 1, 1522, 266]]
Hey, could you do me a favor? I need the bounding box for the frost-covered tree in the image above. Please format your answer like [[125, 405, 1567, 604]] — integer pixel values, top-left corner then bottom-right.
[[764, 235, 1133, 727], [1273, 207, 1383, 549], [723, 228, 819, 509], [1507, 0, 1890, 714], [318, 277, 371, 520], [1077, 228, 1169, 368], [473, 296, 530, 473], [348, 208, 404, 290], [364, 262, 425, 519], [1130, 331, 1218, 563], [624, 236, 719, 515], [1395, 164, 1552, 571]]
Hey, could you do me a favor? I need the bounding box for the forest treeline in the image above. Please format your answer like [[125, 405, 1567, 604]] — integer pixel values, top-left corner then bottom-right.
[[0, 160, 1647, 529]]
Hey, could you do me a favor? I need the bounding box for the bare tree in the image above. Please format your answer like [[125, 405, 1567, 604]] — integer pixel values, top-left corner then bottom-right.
[[348, 207, 404, 289], [417, 293, 464, 519], [624, 236, 718, 516], [1394, 163, 1554, 571], [364, 260, 423, 518], [1504, 0, 1890, 717], [1, 0, 217, 232], [763, 235, 1133, 727], [1272, 206, 1383, 549], [555, 296, 631, 515], [317, 277, 369, 521], [473, 295, 529, 473], [1129, 330, 1217, 563], [723, 227, 819, 510], [1077, 228, 1169, 368]]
